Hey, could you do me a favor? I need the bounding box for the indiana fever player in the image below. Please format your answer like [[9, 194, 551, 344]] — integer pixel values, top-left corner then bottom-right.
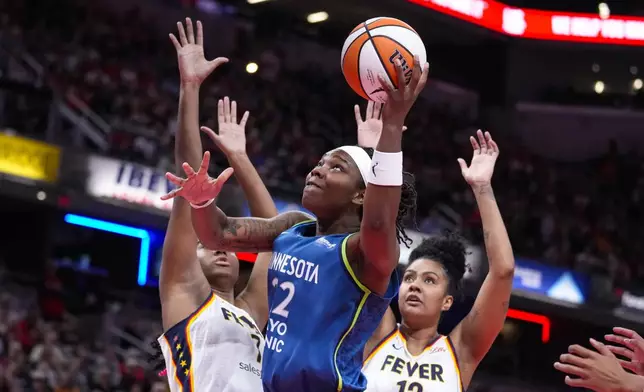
[[361, 131, 515, 392], [161, 57, 429, 391], [157, 19, 277, 392]]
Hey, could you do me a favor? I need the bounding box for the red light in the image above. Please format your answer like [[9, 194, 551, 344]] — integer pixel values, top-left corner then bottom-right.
[[237, 252, 257, 263], [507, 308, 551, 343], [58, 195, 70, 208]]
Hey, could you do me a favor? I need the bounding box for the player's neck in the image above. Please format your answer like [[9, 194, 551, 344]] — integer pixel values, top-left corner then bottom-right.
[[316, 213, 360, 236], [212, 288, 235, 304], [399, 322, 440, 351]]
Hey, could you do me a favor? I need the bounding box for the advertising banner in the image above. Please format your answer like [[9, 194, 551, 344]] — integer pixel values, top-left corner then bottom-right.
[[621, 291, 644, 311], [514, 258, 589, 304], [409, 0, 644, 46], [618, 284, 644, 313], [86, 155, 174, 212], [0, 133, 60, 183]]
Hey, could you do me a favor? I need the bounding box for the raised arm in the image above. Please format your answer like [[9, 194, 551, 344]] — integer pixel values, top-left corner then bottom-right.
[[450, 131, 515, 371], [354, 57, 428, 294], [200, 97, 283, 327], [354, 100, 407, 149], [159, 18, 228, 330], [200, 97, 278, 219]]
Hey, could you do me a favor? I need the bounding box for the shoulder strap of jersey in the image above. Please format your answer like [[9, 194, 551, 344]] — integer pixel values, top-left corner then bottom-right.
[[363, 325, 399, 365], [289, 219, 316, 233]]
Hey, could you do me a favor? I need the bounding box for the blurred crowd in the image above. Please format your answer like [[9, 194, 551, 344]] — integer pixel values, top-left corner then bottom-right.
[[1, 0, 644, 296], [0, 262, 167, 392]]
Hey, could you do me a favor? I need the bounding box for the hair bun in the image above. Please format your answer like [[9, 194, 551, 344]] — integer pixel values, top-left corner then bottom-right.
[[407, 230, 468, 293]]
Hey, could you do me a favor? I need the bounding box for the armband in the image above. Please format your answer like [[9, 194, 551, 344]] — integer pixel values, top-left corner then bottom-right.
[[367, 150, 403, 186]]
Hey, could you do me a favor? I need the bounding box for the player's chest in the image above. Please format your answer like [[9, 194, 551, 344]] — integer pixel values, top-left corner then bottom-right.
[[201, 305, 263, 345], [267, 237, 341, 287], [369, 347, 458, 387]]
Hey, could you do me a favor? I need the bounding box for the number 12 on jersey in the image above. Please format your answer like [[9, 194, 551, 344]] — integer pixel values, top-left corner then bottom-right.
[[265, 278, 296, 354], [271, 278, 295, 318], [397, 381, 423, 392]]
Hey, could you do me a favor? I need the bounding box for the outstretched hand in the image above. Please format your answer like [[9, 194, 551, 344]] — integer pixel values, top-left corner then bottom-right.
[[161, 151, 234, 205], [457, 130, 499, 189], [201, 96, 249, 157], [355, 101, 407, 148], [605, 327, 644, 375], [170, 18, 228, 86], [554, 338, 644, 391]]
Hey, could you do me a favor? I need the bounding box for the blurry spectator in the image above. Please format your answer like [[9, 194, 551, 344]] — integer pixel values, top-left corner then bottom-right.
[[14, 308, 41, 352], [119, 350, 146, 389], [39, 261, 65, 322], [29, 329, 65, 368]]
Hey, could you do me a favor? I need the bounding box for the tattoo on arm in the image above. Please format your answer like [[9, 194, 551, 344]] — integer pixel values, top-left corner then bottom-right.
[[218, 212, 310, 252], [477, 185, 496, 201]]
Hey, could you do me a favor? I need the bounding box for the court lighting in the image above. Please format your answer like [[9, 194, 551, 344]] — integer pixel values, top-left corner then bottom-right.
[[307, 11, 329, 24], [594, 81, 605, 94], [598, 3, 610, 20], [246, 62, 259, 74]]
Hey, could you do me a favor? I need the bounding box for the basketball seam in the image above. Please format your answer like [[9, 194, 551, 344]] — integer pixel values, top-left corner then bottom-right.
[[363, 22, 395, 91], [355, 37, 370, 99], [367, 20, 417, 34], [380, 35, 414, 58], [342, 27, 364, 67]]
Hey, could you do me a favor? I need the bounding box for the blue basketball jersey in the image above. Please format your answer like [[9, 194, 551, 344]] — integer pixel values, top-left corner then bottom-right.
[[262, 221, 399, 392]]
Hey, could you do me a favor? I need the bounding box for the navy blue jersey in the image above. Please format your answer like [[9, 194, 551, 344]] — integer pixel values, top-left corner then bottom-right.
[[262, 221, 399, 392]]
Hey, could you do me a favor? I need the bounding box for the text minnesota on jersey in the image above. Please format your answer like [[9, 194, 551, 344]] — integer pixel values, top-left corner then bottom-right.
[[267, 251, 320, 354]]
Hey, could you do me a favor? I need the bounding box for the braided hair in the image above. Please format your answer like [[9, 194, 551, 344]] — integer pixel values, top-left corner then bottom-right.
[[358, 147, 418, 248]]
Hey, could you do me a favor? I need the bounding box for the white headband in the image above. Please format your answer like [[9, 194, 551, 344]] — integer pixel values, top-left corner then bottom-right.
[[336, 145, 372, 184]]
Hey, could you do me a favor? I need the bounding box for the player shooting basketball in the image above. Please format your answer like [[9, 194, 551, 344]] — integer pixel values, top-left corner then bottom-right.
[[161, 57, 428, 391]]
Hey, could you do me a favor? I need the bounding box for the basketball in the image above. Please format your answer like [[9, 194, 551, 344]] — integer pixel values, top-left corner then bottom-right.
[[341, 17, 427, 102]]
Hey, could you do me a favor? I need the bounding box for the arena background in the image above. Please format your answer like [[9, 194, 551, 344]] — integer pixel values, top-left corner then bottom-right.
[[1, 0, 643, 390]]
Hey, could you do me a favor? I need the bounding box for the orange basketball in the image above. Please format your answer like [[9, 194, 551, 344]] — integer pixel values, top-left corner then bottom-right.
[[341, 17, 427, 102]]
